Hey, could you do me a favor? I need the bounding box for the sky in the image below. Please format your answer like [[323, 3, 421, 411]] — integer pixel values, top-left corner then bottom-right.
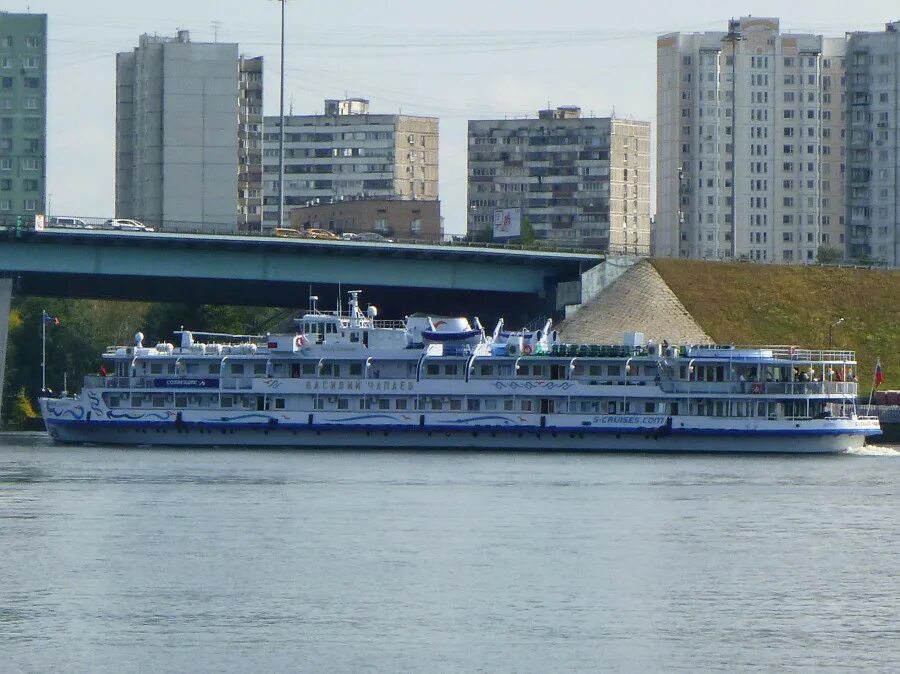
[[14, 0, 900, 233]]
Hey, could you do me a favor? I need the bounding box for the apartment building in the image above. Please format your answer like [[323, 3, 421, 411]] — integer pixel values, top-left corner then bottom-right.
[[467, 107, 651, 252], [845, 22, 900, 266], [116, 30, 259, 233], [0, 12, 47, 226], [289, 196, 442, 241], [262, 98, 439, 229], [657, 17, 846, 263]]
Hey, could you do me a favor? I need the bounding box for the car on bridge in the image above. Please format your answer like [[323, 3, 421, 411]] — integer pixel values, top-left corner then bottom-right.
[[343, 232, 394, 243], [274, 227, 303, 239], [48, 216, 91, 229], [104, 218, 155, 232], [304, 228, 341, 241]]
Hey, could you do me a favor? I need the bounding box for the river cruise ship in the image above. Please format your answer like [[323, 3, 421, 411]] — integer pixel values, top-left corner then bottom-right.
[[40, 292, 881, 453]]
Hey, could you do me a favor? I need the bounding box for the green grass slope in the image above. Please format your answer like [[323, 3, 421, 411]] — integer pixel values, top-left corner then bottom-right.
[[651, 259, 900, 391]]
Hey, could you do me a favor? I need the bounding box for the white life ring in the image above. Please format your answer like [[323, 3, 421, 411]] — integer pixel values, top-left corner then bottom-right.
[[295, 335, 306, 348], [523, 344, 534, 355], [789, 346, 797, 358]]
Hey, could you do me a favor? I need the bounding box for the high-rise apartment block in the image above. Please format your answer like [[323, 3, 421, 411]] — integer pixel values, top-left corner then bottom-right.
[[467, 108, 651, 252], [845, 22, 900, 266], [657, 17, 846, 263], [0, 12, 47, 226], [116, 30, 260, 233], [262, 98, 439, 229]]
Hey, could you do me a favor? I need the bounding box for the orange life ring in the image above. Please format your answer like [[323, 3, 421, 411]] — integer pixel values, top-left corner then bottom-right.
[[295, 335, 305, 348], [523, 344, 534, 355]]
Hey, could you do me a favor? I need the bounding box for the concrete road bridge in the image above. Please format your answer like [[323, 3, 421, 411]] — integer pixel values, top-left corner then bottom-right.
[[0, 228, 616, 409]]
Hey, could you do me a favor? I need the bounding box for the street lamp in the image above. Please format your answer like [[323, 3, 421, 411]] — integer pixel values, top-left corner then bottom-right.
[[828, 317, 845, 350], [271, 0, 289, 229]]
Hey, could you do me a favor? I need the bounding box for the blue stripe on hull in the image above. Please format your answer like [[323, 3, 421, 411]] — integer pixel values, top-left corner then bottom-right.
[[44, 418, 878, 439]]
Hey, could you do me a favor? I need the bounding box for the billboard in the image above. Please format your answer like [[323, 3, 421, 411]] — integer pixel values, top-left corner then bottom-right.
[[34, 213, 45, 231], [492, 208, 521, 238]]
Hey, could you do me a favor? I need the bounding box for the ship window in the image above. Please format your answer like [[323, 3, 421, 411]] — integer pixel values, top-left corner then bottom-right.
[[221, 396, 233, 408], [479, 364, 493, 376], [254, 363, 266, 375], [167, 364, 176, 374], [350, 332, 359, 343], [208, 363, 220, 374], [274, 398, 285, 410], [337, 398, 349, 410], [449, 399, 462, 411], [498, 365, 513, 377], [231, 363, 244, 375], [185, 363, 199, 374], [131, 397, 142, 408], [431, 398, 442, 410], [349, 363, 362, 376], [395, 399, 407, 410], [175, 396, 187, 408], [152, 396, 165, 407], [607, 365, 621, 376], [645, 402, 656, 413], [520, 400, 533, 412], [484, 399, 497, 411], [109, 395, 120, 407], [589, 365, 602, 376], [426, 364, 439, 376], [467, 399, 481, 411], [150, 363, 163, 375], [302, 363, 315, 375], [518, 365, 529, 376], [321, 363, 333, 376], [504, 399, 514, 411], [444, 364, 458, 376], [315, 398, 324, 410], [378, 399, 390, 410]]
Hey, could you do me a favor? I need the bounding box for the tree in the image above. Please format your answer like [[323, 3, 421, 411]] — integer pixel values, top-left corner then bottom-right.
[[8, 387, 37, 428], [816, 245, 843, 265]]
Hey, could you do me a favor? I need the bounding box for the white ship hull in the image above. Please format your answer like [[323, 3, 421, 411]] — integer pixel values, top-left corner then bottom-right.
[[40, 401, 876, 454]]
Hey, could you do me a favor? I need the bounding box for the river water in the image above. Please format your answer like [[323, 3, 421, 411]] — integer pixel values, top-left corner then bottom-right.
[[1, 432, 899, 672]]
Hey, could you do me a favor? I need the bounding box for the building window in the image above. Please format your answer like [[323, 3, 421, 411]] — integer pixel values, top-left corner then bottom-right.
[[0, 199, 10, 210], [0, 77, 11, 89], [410, 218, 421, 234], [374, 218, 387, 233], [0, 179, 10, 191], [23, 97, 39, 110], [25, 36, 39, 48], [24, 77, 39, 89], [22, 158, 38, 171], [0, 157, 10, 170], [23, 199, 36, 211]]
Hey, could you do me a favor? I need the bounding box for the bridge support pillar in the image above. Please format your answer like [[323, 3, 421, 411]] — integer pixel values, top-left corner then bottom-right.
[[556, 255, 642, 317], [0, 277, 10, 419]]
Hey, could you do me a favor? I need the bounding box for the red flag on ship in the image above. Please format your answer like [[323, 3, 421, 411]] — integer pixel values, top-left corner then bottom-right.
[[874, 358, 884, 388]]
